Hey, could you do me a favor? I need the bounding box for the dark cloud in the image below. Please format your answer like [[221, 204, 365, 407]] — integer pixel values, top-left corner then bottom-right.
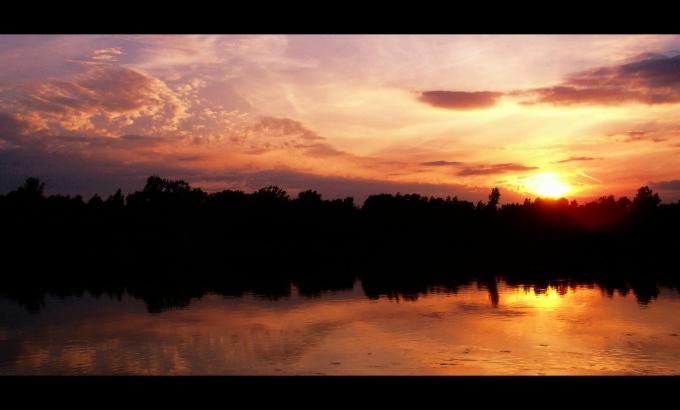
[[522, 53, 680, 106], [649, 179, 680, 203], [609, 53, 680, 89], [175, 156, 204, 162], [420, 160, 463, 166], [554, 157, 596, 163], [0, 113, 30, 144], [419, 91, 503, 110], [650, 180, 680, 191], [457, 163, 538, 176], [0, 144, 213, 199], [0, 147, 142, 198]]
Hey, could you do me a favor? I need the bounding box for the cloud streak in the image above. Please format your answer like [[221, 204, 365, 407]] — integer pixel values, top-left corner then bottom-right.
[[457, 163, 538, 176], [554, 157, 597, 163], [420, 160, 463, 166]]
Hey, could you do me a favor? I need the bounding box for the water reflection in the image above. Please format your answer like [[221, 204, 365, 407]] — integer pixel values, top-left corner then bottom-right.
[[1, 269, 679, 314], [1, 272, 679, 375], [0, 273, 680, 314]]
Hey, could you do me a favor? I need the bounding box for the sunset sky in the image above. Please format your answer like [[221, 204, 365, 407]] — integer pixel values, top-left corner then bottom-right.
[[1, 34, 680, 205]]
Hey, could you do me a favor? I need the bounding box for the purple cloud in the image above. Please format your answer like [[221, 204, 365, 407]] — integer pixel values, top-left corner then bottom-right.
[[651, 180, 680, 191], [522, 53, 680, 106], [419, 91, 503, 110], [0, 113, 29, 144]]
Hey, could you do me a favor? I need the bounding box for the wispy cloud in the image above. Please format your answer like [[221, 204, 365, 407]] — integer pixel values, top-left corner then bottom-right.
[[604, 129, 669, 143], [92, 48, 123, 61]]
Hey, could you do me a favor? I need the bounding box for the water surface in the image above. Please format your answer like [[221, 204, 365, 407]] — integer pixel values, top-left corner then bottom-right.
[[1, 278, 679, 375]]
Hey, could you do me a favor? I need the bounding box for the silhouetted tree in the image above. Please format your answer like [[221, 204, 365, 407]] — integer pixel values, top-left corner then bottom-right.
[[297, 189, 322, 203], [87, 194, 104, 209], [21, 177, 45, 196], [632, 186, 661, 216], [253, 185, 289, 203], [106, 189, 125, 208], [486, 188, 500, 211]]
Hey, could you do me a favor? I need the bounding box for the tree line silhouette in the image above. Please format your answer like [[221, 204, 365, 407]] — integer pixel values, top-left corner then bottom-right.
[[1, 175, 679, 283]]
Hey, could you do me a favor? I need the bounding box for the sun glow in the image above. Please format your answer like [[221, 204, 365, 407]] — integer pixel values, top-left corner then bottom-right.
[[525, 173, 571, 198]]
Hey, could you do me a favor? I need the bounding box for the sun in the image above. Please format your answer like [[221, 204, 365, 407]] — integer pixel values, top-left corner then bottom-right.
[[526, 173, 571, 198]]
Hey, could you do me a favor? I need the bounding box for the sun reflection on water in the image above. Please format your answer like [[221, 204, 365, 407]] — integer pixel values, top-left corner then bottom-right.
[[503, 284, 574, 309]]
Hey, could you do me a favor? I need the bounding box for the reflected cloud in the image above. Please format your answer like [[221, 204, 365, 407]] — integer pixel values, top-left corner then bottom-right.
[[457, 302, 527, 317]]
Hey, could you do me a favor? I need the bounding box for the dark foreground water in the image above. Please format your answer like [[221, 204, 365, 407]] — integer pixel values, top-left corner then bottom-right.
[[1, 277, 679, 375]]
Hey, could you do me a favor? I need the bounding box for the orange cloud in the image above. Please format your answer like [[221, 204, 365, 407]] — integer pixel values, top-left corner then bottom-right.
[[13, 64, 190, 135], [229, 117, 326, 153]]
